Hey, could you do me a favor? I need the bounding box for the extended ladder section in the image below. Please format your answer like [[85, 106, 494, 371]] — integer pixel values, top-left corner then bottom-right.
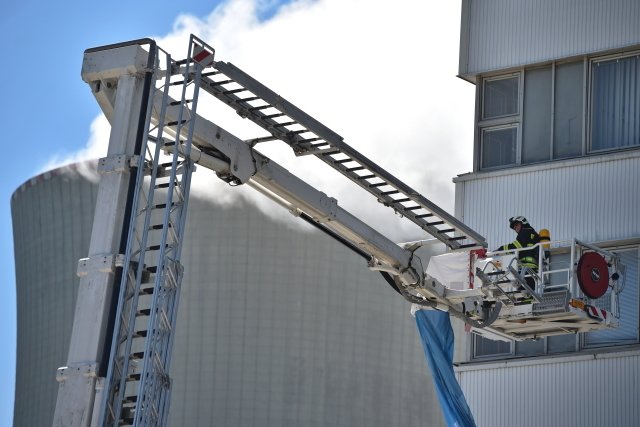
[[99, 36, 214, 426], [192, 62, 487, 251]]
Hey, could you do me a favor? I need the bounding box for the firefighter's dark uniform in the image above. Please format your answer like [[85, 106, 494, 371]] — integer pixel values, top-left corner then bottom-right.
[[499, 225, 541, 272]]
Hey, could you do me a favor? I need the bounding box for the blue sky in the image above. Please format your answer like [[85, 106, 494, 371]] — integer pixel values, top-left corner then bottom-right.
[[0, 1, 472, 425]]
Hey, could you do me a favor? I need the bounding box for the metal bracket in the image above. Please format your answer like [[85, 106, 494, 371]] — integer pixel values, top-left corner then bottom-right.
[[316, 195, 338, 223], [56, 362, 99, 383], [77, 254, 124, 277], [97, 154, 138, 174]]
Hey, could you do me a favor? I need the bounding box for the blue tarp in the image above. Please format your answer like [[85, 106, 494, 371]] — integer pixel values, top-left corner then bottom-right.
[[415, 309, 476, 427]]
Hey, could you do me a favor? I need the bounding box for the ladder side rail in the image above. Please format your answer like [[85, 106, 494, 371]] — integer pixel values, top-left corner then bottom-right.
[[120, 51, 176, 427], [157, 54, 206, 427], [135, 38, 209, 426], [135, 91, 186, 427], [200, 62, 487, 249]]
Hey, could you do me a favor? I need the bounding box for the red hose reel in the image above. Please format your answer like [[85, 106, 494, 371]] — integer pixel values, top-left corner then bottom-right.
[[576, 252, 610, 299]]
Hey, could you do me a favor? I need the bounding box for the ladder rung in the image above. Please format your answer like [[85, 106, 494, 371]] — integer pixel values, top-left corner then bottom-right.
[[209, 79, 233, 86], [202, 70, 220, 77], [140, 287, 154, 295], [137, 309, 151, 316], [263, 113, 285, 119], [273, 121, 297, 128], [134, 330, 148, 338], [123, 395, 138, 404], [249, 105, 271, 111], [416, 213, 434, 218], [160, 161, 181, 168], [358, 174, 376, 180], [370, 182, 387, 188], [223, 88, 246, 95], [238, 96, 260, 102], [147, 244, 170, 251], [426, 221, 445, 226], [169, 100, 192, 106], [393, 198, 411, 203], [448, 236, 467, 241], [167, 120, 187, 126], [320, 150, 341, 156], [149, 223, 173, 230], [301, 138, 323, 144], [128, 373, 141, 381], [437, 228, 455, 234], [404, 205, 421, 210], [153, 203, 178, 209], [382, 190, 399, 195], [347, 166, 365, 172], [334, 158, 353, 164], [131, 352, 145, 360]]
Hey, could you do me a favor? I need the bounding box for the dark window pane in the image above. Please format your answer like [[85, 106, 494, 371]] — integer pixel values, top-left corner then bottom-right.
[[515, 339, 544, 356], [548, 335, 576, 353], [481, 127, 517, 169], [591, 56, 640, 151], [554, 61, 584, 158], [483, 77, 519, 119], [522, 67, 552, 164], [474, 335, 510, 357]]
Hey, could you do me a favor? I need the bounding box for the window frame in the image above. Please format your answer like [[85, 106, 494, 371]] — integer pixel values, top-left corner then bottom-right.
[[587, 50, 640, 154], [474, 51, 640, 172], [476, 72, 522, 171]]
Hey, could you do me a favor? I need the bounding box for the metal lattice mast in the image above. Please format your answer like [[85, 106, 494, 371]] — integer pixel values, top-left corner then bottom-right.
[[99, 36, 214, 427]]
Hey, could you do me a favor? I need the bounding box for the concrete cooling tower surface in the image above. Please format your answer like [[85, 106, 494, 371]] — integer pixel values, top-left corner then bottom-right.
[[12, 161, 445, 426]]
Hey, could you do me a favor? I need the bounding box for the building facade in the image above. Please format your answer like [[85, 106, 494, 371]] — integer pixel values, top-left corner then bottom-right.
[[454, 1, 640, 426], [11, 163, 445, 426]]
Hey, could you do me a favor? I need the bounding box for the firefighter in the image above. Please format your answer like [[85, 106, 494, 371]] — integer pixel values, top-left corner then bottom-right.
[[497, 216, 541, 295], [498, 216, 541, 270]]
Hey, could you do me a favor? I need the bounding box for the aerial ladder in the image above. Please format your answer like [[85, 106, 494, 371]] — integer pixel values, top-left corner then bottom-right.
[[53, 36, 624, 426]]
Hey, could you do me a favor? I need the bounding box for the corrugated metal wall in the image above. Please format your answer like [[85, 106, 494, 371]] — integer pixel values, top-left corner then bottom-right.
[[453, 150, 640, 427], [12, 162, 444, 427], [456, 350, 640, 427], [460, 0, 640, 78], [454, 151, 640, 250]]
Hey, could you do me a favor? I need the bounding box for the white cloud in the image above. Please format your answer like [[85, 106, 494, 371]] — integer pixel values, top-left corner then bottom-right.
[[51, 0, 475, 241]]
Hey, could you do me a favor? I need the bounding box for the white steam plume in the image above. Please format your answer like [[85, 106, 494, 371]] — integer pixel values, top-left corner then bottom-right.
[[47, 0, 475, 242]]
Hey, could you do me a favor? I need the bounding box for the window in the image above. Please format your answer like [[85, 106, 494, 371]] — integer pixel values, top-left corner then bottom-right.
[[481, 126, 517, 168], [483, 76, 519, 119], [554, 61, 584, 158], [478, 76, 520, 169], [591, 54, 640, 151], [476, 51, 640, 171], [522, 67, 552, 163], [470, 245, 639, 361]]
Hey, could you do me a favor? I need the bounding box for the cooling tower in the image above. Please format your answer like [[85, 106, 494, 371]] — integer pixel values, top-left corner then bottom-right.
[[12, 161, 445, 426]]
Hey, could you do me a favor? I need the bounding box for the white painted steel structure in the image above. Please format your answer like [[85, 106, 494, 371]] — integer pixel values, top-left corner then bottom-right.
[[459, 0, 640, 80]]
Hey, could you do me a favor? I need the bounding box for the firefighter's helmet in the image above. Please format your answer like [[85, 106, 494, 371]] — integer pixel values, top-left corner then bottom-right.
[[509, 216, 528, 229]]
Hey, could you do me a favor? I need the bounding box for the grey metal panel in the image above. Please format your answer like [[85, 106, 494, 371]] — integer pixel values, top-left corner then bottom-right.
[[454, 151, 640, 250], [11, 165, 98, 427], [12, 162, 445, 427], [457, 351, 640, 427], [460, 0, 640, 78]]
